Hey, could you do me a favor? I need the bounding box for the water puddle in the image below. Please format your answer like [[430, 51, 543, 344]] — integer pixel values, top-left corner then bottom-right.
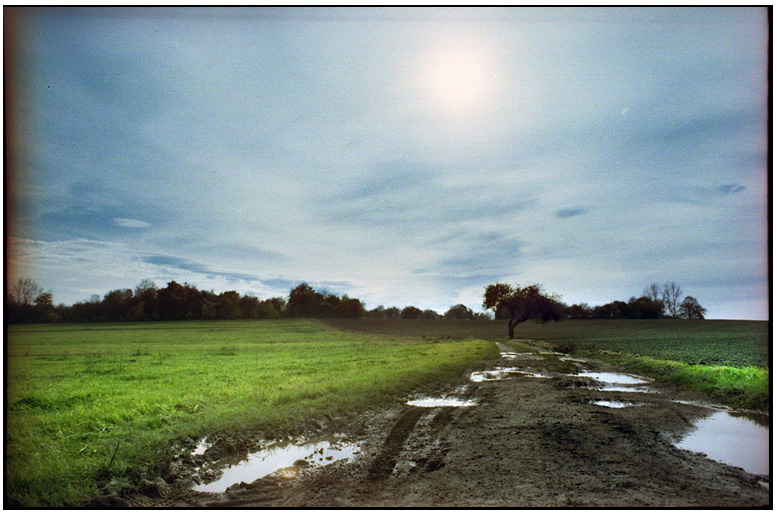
[[572, 371, 655, 393], [193, 438, 210, 456], [193, 436, 359, 493], [470, 368, 519, 382], [407, 397, 477, 408], [519, 371, 552, 378], [470, 368, 550, 382], [599, 385, 655, 393], [589, 400, 646, 409], [669, 399, 730, 411], [500, 352, 539, 360], [674, 410, 770, 476], [576, 371, 649, 384]]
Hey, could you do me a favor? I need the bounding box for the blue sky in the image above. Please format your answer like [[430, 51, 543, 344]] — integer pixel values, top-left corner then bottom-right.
[[6, 7, 770, 319]]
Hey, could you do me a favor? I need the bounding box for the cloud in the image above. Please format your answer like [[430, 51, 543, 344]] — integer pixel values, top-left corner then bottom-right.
[[141, 254, 275, 285], [5, 8, 769, 320], [554, 207, 587, 219], [646, 109, 763, 148], [6, 238, 298, 305], [714, 183, 746, 195], [113, 218, 151, 228]]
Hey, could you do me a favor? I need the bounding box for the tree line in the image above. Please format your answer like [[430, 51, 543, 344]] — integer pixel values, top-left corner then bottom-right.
[[482, 281, 707, 338], [5, 279, 490, 324], [561, 281, 706, 320], [6, 277, 706, 326]]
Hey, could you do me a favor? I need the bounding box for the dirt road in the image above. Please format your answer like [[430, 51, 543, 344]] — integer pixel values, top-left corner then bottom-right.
[[121, 341, 770, 508]]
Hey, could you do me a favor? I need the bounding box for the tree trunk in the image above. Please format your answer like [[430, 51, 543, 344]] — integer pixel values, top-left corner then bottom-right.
[[507, 317, 518, 338]]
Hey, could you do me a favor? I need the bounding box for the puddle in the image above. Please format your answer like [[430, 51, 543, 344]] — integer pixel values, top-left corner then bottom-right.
[[669, 399, 730, 411], [674, 410, 770, 476], [571, 371, 655, 393], [407, 397, 477, 408], [193, 438, 210, 456], [518, 371, 552, 378], [470, 368, 519, 382], [575, 371, 650, 384], [470, 368, 550, 382], [598, 384, 656, 393], [193, 436, 359, 493], [589, 400, 645, 409], [500, 352, 539, 360]]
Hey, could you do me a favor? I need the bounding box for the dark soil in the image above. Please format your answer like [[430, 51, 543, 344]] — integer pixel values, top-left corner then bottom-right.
[[114, 342, 770, 508]]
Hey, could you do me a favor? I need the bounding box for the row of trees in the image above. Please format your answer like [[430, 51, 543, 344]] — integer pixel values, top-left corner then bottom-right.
[[6, 279, 291, 324], [563, 282, 706, 321], [5, 279, 492, 324], [6, 277, 708, 326], [642, 281, 706, 319], [366, 303, 491, 321], [482, 281, 707, 338], [6, 278, 59, 323]]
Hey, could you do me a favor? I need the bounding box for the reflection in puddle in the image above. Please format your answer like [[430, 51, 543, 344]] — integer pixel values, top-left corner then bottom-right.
[[576, 371, 650, 384], [599, 384, 656, 393], [470, 368, 550, 382], [519, 371, 551, 378], [590, 400, 645, 409], [407, 397, 477, 408], [193, 438, 210, 456], [193, 436, 359, 493], [471, 368, 517, 382], [500, 352, 539, 360], [675, 410, 769, 476], [669, 399, 730, 411], [572, 371, 655, 393]]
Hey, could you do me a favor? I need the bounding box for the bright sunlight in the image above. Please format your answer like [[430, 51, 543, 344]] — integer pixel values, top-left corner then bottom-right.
[[424, 42, 497, 115]]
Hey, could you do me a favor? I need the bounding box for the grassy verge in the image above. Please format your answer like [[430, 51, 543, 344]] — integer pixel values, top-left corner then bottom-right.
[[6, 319, 497, 507], [540, 341, 770, 411], [604, 354, 769, 411]]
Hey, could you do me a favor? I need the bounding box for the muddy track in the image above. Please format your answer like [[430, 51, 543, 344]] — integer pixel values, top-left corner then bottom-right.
[[118, 342, 770, 508], [367, 406, 427, 479]]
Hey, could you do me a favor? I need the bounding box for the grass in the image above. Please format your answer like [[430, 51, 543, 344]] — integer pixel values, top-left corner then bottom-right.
[[6, 319, 497, 507], [601, 355, 770, 411], [327, 318, 770, 410], [505, 319, 770, 411]]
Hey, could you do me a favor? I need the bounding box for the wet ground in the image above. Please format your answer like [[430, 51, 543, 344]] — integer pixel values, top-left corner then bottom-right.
[[115, 341, 770, 508]]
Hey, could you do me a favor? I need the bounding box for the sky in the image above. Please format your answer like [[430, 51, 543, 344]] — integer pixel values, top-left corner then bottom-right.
[[5, 7, 771, 320]]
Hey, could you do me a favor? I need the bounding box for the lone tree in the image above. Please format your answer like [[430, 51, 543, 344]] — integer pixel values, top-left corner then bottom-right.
[[483, 283, 563, 338], [679, 296, 706, 319]]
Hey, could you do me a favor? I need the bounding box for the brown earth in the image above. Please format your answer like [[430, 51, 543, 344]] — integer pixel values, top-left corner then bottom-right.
[[113, 341, 770, 508]]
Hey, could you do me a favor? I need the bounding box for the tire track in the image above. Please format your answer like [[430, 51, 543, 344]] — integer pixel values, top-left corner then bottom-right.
[[366, 407, 427, 479]]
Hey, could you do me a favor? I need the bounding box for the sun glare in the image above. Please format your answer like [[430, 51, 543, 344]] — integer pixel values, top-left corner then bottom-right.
[[425, 43, 496, 115]]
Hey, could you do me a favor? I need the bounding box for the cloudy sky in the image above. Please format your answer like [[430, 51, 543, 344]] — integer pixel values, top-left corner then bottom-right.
[[6, 7, 770, 319]]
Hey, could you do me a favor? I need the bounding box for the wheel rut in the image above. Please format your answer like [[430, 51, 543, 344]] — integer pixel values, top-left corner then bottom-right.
[[366, 406, 427, 479]]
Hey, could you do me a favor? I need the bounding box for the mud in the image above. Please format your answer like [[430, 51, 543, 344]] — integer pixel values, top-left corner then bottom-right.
[[114, 341, 770, 508]]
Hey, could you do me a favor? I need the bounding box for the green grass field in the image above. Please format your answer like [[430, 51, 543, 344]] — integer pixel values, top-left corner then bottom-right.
[[6, 320, 496, 507]]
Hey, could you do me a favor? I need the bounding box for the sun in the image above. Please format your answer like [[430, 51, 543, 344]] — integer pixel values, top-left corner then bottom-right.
[[425, 45, 496, 115]]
